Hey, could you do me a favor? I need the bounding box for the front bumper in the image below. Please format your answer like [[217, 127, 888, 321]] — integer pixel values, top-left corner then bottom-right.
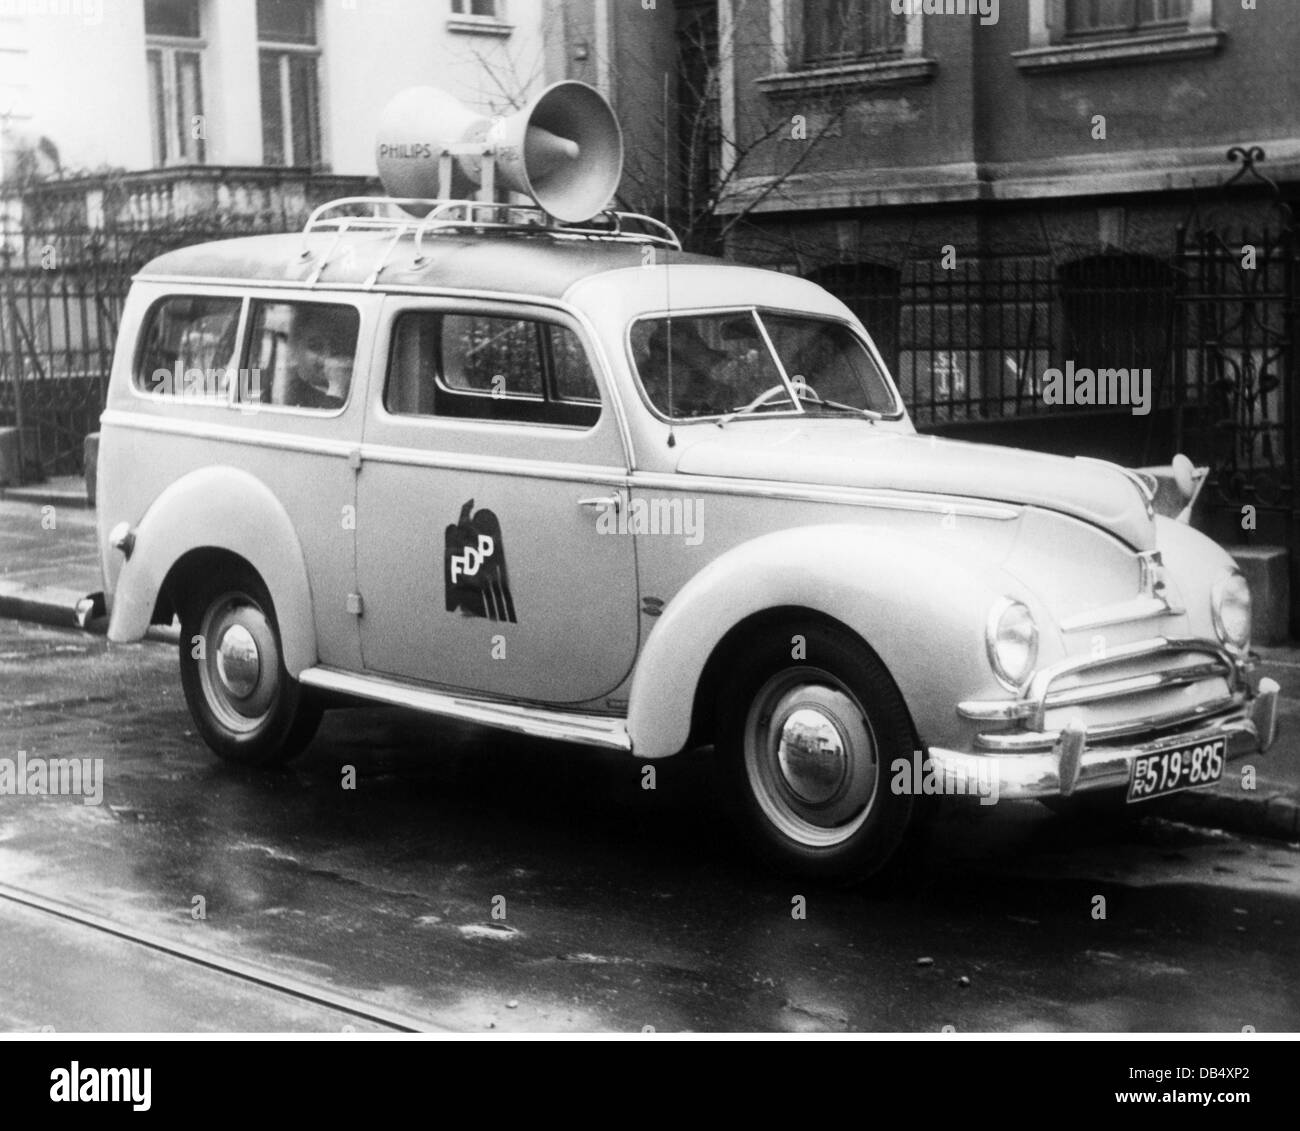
[[929, 677, 1279, 801]]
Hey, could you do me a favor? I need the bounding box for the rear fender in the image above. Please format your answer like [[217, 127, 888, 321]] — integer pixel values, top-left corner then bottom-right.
[[106, 466, 316, 675]]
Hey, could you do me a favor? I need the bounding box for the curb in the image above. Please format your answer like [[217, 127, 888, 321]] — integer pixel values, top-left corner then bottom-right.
[[1163, 787, 1300, 842], [0, 582, 98, 632], [0, 487, 94, 510], [0, 589, 178, 644]]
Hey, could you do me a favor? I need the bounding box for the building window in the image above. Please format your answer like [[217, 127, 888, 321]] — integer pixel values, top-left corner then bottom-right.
[[447, 0, 512, 36], [1016, 0, 1219, 72], [801, 0, 906, 67], [145, 0, 206, 167], [451, 0, 500, 15], [1064, 0, 1189, 38], [755, 0, 932, 97], [145, 0, 200, 39], [258, 0, 323, 168]]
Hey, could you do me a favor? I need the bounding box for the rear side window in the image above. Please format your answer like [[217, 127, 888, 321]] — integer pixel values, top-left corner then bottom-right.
[[244, 300, 360, 410], [135, 296, 242, 400], [386, 310, 600, 427]]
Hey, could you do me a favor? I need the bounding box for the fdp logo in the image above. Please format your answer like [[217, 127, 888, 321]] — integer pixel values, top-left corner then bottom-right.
[[445, 500, 517, 623]]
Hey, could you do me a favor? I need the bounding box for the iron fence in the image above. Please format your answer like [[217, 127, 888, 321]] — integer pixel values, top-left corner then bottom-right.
[[818, 248, 1189, 431], [0, 219, 283, 478], [2, 216, 1296, 488]]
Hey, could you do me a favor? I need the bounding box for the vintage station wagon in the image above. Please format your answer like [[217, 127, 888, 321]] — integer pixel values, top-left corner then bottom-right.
[[96, 83, 1279, 879]]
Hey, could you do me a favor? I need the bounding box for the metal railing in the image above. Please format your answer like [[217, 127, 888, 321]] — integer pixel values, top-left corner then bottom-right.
[[812, 249, 1188, 429], [298, 196, 681, 289], [0, 218, 285, 478]]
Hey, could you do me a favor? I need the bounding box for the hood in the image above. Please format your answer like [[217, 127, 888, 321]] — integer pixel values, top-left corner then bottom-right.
[[673, 422, 1154, 550]]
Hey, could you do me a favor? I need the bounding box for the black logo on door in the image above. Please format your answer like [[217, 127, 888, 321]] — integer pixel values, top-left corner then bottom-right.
[[445, 500, 517, 623]]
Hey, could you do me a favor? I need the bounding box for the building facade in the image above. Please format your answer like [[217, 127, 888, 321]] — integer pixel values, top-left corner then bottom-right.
[[568, 0, 1300, 625], [1, 0, 558, 223], [0, 0, 562, 485]]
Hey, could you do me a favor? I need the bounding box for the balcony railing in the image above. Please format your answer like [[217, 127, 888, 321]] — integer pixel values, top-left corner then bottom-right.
[[3, 166, 378, 231]]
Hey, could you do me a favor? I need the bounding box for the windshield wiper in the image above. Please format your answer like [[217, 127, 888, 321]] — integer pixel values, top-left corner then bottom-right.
[[715, 403, 795, 428], [715, 395, 885, 429], [805, 399, 885, 422]]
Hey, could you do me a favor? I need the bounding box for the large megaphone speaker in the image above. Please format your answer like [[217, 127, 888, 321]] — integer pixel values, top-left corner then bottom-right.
[[375, 81, 623, 224]]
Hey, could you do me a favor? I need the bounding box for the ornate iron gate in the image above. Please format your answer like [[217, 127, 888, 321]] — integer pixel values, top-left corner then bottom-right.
[[1173, 147, 1299, 565]]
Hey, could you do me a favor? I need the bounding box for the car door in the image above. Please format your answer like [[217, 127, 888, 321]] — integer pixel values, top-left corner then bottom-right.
[[354, 296, 638, 705]]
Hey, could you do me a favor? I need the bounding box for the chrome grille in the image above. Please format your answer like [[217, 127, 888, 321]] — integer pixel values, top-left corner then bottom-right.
[[964, 638, 1247, 753]]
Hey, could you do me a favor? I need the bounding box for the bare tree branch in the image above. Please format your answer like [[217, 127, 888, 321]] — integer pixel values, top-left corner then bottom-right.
[[450, 0, 850, 256]]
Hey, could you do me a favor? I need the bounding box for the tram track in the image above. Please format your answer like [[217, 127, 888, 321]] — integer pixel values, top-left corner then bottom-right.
[[0, 880, 441, 1033]]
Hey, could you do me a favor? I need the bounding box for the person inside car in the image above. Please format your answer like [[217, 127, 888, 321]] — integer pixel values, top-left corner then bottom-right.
[[642, 320, 731, 417], [282, 307, 352, 410]]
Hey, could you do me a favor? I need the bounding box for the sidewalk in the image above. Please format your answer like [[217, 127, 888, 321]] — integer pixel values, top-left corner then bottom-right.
[[1, 483, 1298, 842], [0, 484, 104, 631]]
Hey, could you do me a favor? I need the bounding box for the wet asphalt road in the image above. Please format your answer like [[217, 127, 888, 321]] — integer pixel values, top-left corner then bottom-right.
[[1, 618, 1298, 1033]]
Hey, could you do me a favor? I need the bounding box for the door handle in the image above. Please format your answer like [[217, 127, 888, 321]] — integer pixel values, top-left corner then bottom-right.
[[577, 493, 622, 513]]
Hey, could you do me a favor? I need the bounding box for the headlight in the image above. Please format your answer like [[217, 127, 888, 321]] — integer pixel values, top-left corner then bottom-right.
[[987, 598, 1039, 691], [1211, 571, 1251, 651]]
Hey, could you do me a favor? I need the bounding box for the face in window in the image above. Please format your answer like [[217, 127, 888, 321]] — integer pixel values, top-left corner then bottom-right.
[[287, 308, 354, 403], [248, 301, 358, 410]]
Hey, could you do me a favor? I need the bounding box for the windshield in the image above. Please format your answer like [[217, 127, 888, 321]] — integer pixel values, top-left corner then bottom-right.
[[629, 309, 899, 422]]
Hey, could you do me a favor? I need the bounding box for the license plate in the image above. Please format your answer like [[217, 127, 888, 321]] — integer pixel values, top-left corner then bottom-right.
[[1127, 738, 1225, 803]]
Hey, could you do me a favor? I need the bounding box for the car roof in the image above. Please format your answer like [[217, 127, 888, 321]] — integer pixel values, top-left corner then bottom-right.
[[137, 230, 724, 298]]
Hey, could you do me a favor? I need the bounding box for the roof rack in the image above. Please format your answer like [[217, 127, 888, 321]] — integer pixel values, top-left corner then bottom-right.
[[299, 196, 681, 287]]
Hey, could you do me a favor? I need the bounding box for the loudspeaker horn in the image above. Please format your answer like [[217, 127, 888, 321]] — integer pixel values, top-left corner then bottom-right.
[[375, 81, 623, 224]]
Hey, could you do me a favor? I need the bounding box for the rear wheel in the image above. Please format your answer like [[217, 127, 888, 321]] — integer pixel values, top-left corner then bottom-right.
[[178, 565, 321, 766], [715, 624, 915, 881]]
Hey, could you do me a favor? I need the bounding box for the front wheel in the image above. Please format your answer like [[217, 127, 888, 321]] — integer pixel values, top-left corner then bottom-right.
[[715, 624, 916, 881], [178, 566, 321, 767]]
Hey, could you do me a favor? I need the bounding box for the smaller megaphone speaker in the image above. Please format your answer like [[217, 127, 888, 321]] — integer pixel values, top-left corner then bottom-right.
[[375, 81, 623, 224]]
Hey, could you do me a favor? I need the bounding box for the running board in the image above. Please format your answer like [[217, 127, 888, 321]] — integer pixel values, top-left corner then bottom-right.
[[297, 666, 633, 752]]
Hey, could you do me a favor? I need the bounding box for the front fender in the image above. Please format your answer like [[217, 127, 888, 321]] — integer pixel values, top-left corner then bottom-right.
[[106, 465, 317, 676], [626, 523, 1020, 759]]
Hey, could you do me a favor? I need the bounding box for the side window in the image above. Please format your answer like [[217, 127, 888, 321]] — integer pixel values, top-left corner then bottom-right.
[[135, 295, 242, 400], [550, 325, 601, 404], [386, 310, 601, 428], [244, 300, 360, 410], [442, 313, 544, 399]]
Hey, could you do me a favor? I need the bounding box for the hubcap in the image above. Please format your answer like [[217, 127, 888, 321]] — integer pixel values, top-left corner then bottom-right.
[[744, 668, 879, 849], [216, 624, 261, 699], [777, 707, 848, 805], [197, 592, 280, 734]]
